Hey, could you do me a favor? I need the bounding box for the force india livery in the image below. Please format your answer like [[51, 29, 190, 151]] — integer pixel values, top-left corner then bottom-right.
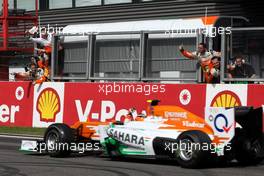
[[21, 100, 264, 168]]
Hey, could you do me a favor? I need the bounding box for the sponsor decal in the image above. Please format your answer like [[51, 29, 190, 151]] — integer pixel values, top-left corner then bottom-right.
[[211, 91, 242, 107], [15, 86, 24, 101], [208, 115, 214, 122], [37, 88, 61, 122], [164, 111, 187, 119], [205, 107, 235, 151], [182, 121, 205, 128], [75, 100, 129, 122], [0, 103, 19, 123], [179, 89, 191, 105], [0, 83, 33, 126], [108, 128, 145, 146], [206, 84, 247, 107], [33, 83, 64, 128], [214, 114, 233, 133], [0, 87, 21, 124]]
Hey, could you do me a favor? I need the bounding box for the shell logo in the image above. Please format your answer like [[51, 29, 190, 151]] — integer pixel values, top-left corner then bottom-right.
[[210, 90, 242, 107], [37, 88, 60, 122]]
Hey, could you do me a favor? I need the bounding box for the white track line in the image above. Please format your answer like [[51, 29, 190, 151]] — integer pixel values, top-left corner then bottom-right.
[[0, 134, 42, 140]]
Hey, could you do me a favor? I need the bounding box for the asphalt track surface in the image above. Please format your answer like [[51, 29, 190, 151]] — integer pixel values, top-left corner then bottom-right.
[[1, 136, 264, 176]]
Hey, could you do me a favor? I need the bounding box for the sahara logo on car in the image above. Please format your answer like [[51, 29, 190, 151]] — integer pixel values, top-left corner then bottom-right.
[[214, 113, 233, 133], [108, 128, 145, 146], [36, 88, 61, 122]]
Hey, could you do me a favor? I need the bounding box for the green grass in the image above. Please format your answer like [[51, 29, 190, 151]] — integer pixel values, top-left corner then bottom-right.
[[0, 126, 46, 136]]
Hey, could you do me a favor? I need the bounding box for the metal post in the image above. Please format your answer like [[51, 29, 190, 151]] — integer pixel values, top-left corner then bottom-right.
[[86, 36, 90, 80], [196, 30, 203, 83], [208, 37, 213, 51], [51, 36, 58, 81], [139, 32, 148, 81], [2, 0, 9, 50], [220, 31, 226, 83], [14, 0, 17, 9], [88, 34, 96, 80], [35, 0, 39, 26]]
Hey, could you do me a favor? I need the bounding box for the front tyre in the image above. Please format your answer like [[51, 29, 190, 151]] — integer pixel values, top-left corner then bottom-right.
[[176, 130, 212, 168], [44, 123, 74, 157]]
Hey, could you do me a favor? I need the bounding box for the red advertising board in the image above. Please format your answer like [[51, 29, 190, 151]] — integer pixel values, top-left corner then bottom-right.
[[1, 82, 264, 128], [0, 82, 33, 127], [247, 84, 264, 107], [63, 83, 206, 126]]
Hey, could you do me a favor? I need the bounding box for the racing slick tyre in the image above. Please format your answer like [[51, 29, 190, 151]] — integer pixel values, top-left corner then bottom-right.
[[233, 128, 264, 166], [175, 130, 212, 168], [44, 123, 74, 157]]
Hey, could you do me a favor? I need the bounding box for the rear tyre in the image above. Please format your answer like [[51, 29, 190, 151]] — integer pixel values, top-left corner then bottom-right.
[[233, 128, 264, 166], [235, 139, 264, 165], [235, 140, 264, 165], [44, 123, 74, 157], [176, 130, 212, 168]]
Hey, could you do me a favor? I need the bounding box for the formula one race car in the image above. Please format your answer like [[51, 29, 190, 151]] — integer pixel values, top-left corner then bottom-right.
[[21, 100, 264, 168]]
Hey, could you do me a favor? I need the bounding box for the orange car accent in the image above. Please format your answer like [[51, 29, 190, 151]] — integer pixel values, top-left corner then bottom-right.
[[71, 121, 109, 139], [155, 106, 214, 135], [212, 136, 230, 145], [70, 103, 231, 147]]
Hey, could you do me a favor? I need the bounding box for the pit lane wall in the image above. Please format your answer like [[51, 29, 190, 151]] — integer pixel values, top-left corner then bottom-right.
[[0, 82, 263, 127]]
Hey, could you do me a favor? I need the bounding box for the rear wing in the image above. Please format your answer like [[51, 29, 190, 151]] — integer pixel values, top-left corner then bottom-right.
[[234, 106, 264, 139]]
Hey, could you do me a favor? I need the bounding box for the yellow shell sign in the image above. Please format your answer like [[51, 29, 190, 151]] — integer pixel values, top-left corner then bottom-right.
[[37, 88, 60, 122], [210, 91, 242, 108]]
